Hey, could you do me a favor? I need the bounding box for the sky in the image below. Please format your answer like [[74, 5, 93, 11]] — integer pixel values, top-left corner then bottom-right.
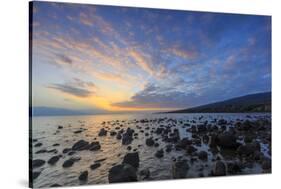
[[31, 2, 271, 113]]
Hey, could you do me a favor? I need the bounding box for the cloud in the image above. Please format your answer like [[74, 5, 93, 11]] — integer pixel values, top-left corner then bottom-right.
[[129, 49, 154, 75], [80, 12, 93, 26], [55, 53, 73, 64], [111, 83, 206, 109], [47, 78, 96, 98], [167, 47, 198, 60]]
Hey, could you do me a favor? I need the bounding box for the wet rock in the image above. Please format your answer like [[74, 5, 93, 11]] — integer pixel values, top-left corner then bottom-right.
[[62, 157, 80, 168], [32, 171, 41, 180], [146, 138, 155, 146], [244, 135, 254, 143], [237, 143, 260, 157], [108, 164, 137, 183], [95, 158, 106, 163], [53, 143, 60, 147], [122, 152, 139, 168], [48, 155, 61, 165], [35, 149, 47, 154], [198, 151, 208, 161], [47, 149, 58, 154], [32, 159, 45, 168], [122, 133, 133, 145], [212, 161, 226, 176], [203, 135, 209, 144], [186, 145, 197, 155], [155, 127, 164, 135], [253, 151, 263, 161], [72, 140, 89, 151], [139, 168, 150, 180], [197, 125, 207, 133], [216, 132, 239, 150], [172, 160, 189, 178], [63, 148, 72, 154], [90, 163, 101, 170], [110, 131, 117, 136], [34, 143, 42, 147], [227, 161, 242, 175], [57, 125, 63, 129], [165, 144, 172, 153], [73, 130, 83, 134], [68, 151, 76, 156], [98, 128, 107, 136], [79, 171, 88, 181], [262, 158, 271, 170], [218, 119, 227, 125], [176, 138, 192, 149], [127, 146, 132, 151], [155, 149, 164, 158], [88, 141, 101, 151], [116, 132, 122, 140], [50, 184, 62, 187], [62, 159, 74, 168]]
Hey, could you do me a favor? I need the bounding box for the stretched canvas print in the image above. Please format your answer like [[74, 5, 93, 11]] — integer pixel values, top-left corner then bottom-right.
[[29, 1, 272, 188]]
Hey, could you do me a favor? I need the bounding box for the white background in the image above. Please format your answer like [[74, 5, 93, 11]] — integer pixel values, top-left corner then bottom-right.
[[0, 0, 280, 188]]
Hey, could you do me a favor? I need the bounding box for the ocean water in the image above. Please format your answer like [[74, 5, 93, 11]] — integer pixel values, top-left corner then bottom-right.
[[31, 113, 271, 188]]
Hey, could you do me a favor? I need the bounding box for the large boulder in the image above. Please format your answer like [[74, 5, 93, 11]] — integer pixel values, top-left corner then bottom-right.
[[172, 160, 189, 178], [108, 164, 137, 183], [32, 171, 41, 180], [237, 142, 260, 157], [72, 140, 89, 151], [98, 128, 107, 136], [145, 138, 155, 146], [198, 151, 208, 161], [175, 138, 192, 149], [48, 155, 61, 165], [155, 149, 164, 158], [62, 157, 80, 168], [122, 152, 139, 168], [78, 171, 88, 181], [212, 161, 226, 176], [122, 133, 133, 145], [216, 132, 239, 150], [227, 161, 242, 175], [32, 159, 45, 168], [262, 158, 271, 171], [88, 141, 101, 151]]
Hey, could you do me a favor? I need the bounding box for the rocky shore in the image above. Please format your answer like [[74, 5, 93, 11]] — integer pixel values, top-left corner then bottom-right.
[[31, 114, 271, 187]]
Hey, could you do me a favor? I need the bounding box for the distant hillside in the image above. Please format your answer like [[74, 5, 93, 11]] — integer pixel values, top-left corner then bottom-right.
[[167, 92, 271, 113], [31, 106, 105, 116]]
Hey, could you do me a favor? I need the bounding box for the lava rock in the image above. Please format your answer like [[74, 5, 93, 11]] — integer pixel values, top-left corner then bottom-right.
[[198, 151, 208, 161], [155, 149, 164, 158], [172, 160, 189, 178], [122, 152, 139, 168], [108, 164, 137, 183], [32, 171, 41, 180], [48, 155, 61, 165], [212, 161, 226, 176], [98, 128, 107, 136], [90, 163, 101, 170], [32, 159, 45, 168], [88, 141, 101, 151], [145, 138, 155, 146], [72, 140, 89, 151], [79, 171, 88, 181]]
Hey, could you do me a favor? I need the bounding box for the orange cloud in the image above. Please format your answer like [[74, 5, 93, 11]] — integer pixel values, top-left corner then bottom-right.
[[167, 47, 197, 59], [129, 49, 154, 75]]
